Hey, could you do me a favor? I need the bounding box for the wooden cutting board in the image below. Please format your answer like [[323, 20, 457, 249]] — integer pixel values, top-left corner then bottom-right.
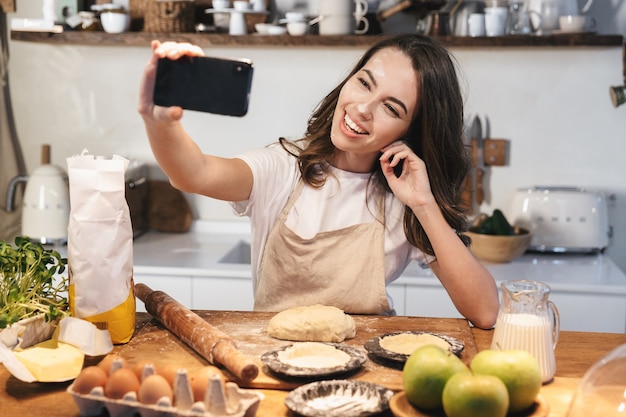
[[115, 311, 478, 392]]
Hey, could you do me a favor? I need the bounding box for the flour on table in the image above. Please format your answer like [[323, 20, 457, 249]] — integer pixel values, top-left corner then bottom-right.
[[379, 333, 450, 355], [277, 342, 351, 368], [267, 304, 356, 342]]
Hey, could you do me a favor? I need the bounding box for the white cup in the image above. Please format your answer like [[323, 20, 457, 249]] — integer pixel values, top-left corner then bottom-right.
[[100, 10, 130, 33], [212, 0, 229, 10], [540, 0, 559, 33], [233, 0, 250, 11], [318, 0, 368, 35], [250, 0, 265, 12], [467, 13, 485, 37], [484, 6, 508, 36], [559, 14, 594, 32], [287, 21, 308, 35]]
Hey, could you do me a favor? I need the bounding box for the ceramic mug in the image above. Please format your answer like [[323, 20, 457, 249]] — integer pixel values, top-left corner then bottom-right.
[[484, 6, 508, 36], [540, 0, 559, 33], [559, 14, 595, 32], [318, 0, 369, 35], [233, 1, 250, 11], [467, 12, 486, 37], [212, 0, 229, 9]]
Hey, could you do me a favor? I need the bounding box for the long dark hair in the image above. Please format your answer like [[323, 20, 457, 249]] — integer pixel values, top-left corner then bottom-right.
[[279, 34, 470, 256]]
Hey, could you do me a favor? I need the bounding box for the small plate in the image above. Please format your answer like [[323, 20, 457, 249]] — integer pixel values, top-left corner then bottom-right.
[[285, 379, 394, 417], [261, 343, 366, 377], [389, 392, 549, 417], [364, 331, 464, 365]]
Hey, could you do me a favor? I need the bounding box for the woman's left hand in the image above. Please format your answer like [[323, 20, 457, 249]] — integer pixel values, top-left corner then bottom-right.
[[379, 141, 434, 212]]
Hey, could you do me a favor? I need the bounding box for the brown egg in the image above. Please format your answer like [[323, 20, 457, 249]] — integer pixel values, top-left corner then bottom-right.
[[157, 363, 180, 387], [73, 366, 108, 395], [131, 360, 154, 381], [98, 354, 127, 376], [190, 366, 225, 402], [104, 368, 140, 399], [138, 374, 174, 405]]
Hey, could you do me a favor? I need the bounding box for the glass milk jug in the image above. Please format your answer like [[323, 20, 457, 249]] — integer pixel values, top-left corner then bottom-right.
[[491, 280, 560, 383]]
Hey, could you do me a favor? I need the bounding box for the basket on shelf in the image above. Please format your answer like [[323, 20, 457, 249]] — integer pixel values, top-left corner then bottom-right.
[[129, 0, 196, 32]]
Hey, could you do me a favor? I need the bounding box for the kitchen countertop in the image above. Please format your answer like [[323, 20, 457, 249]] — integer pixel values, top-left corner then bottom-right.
[[2, 311, 626, 417], [49, 220, 626, 293]]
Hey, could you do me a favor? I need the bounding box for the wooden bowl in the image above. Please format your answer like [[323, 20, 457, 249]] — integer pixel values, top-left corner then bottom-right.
[[465, 227, 531, 263]]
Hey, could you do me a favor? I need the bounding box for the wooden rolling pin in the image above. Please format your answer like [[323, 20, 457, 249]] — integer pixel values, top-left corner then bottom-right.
[[134, 283, 259, 382]]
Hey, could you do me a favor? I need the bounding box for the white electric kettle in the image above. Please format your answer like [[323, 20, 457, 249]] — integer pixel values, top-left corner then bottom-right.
[[5, 145, 70, 244]]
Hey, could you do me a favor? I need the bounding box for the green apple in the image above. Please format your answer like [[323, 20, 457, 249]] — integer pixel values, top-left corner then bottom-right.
[[442, 372, 509, 417], [402, 345, 468, 410], [470, 349, 542, 413]]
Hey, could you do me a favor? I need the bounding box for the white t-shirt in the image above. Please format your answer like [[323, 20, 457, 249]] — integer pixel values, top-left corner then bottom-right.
[[231, 143, 433, 293]]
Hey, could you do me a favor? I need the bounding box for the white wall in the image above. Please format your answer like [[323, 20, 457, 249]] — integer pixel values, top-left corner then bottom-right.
[[5, 1, 626, 272]]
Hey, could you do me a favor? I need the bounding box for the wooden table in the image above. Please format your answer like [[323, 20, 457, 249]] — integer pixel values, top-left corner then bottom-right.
[[2, 311, 625, 417]]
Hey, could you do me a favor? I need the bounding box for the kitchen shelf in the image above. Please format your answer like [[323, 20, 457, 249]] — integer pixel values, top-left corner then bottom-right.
[[10, 30, 624, 48]]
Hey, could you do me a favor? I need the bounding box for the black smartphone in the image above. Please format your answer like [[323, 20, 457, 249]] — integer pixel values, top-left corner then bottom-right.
[[153, 55, 254, 117]]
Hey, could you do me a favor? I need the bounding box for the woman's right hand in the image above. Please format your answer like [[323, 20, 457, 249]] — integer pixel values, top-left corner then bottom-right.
[[138, 40, 205, 123]]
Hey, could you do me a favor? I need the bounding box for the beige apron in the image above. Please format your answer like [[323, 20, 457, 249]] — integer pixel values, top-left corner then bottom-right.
[[254, 180, 391, 314]]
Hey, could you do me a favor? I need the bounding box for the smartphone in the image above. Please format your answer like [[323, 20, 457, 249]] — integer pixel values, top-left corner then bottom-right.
[[153, 55, 254, 117]]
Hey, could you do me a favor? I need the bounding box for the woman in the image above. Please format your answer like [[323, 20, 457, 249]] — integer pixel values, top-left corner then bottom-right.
[[138, 34, 499, 329]]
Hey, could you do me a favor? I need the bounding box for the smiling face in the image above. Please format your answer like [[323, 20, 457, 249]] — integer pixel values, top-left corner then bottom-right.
[[330, 48, 420, 172]]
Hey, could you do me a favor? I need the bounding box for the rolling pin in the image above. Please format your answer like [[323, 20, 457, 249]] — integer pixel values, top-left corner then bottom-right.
[[134, 283, 259, 382]]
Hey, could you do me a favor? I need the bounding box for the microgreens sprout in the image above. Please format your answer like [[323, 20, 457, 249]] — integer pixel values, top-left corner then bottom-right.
[[0, 236, 69, 329]]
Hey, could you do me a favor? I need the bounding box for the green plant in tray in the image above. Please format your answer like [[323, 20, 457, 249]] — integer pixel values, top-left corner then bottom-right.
[[0, 237, 69, 329]]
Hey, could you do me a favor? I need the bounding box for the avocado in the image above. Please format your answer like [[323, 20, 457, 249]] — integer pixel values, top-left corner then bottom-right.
[[470, 209, 515, 236]]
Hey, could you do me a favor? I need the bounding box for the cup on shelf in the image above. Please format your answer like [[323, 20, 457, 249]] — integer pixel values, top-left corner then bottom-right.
[[212, 0, 230, 10], [100, 7, 130, 34], [539, 0, 560, 34], [558, 14, 595, 33], [318, 0, 369, 35], [250, 0, 266, 12], [233, 1, 250, 11], [484, 5, 508, 36], [467, 13, 486, 37], [287, 21, 308, 35]]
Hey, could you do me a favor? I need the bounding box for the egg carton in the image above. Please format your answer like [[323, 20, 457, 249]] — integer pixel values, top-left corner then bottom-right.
[[67, 361, 263, 417]]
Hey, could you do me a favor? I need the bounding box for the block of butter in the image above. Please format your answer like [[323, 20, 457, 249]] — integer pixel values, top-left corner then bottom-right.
[[13, 339, 84, 382]]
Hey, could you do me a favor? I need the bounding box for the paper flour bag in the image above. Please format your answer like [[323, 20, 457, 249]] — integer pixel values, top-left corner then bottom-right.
[[66, 150, 135, 344]]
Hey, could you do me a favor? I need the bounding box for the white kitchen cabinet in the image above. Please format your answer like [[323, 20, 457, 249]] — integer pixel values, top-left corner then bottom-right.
[[387, 285, 406, 316], [393, 278, 626, 333], [134, 274, 193, 313], [548, 291, 626, 334], [192, 277, 255, 311], [403, 285, 463, 320]]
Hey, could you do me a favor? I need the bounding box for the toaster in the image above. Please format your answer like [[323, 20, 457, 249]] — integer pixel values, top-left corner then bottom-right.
[[507, 186, 611, 253]]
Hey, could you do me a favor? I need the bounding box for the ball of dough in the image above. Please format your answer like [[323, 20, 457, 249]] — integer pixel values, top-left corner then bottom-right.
[[267, 304, 356, 342]]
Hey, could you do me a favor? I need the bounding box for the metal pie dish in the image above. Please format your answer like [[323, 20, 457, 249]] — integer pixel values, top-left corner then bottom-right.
[[364, 331, 464, 364], [260, 342, 367, 377], [285, 379, 394, 417]]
